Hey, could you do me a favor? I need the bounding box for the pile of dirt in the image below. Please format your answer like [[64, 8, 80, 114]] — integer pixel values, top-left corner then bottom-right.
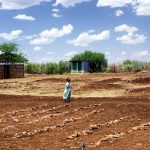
[[98, 78, 122, 84], [131, 77, 150, 84], [130, 87, 150, 93], [34, 78, 65, 83]]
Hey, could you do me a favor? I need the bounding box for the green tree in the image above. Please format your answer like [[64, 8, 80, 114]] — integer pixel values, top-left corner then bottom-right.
[[70, 50, 107, 72], [0, 42, 28, 63]]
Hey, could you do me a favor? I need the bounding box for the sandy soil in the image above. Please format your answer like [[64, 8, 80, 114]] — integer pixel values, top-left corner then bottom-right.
[[0, 72, 150, 150], [0, 72, 149, 97]]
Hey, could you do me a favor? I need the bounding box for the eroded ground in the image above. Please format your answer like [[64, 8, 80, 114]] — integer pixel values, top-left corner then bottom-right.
[[0, 72, 150, 150], [0, 72, 150, 97]]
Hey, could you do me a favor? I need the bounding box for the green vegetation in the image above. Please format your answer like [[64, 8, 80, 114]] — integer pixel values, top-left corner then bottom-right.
[[106, 60, 150, 73], [25, 61, 70, 74], [0, 42, 28, 63], [1, 42, 149, 74], [25, 59, 150, 75], [70, 50, 108, 72]]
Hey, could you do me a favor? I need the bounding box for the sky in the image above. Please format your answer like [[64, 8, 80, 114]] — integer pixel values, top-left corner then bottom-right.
[[0, 0, 150, 64]]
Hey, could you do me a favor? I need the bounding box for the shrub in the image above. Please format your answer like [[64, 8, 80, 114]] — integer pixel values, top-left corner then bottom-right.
[[25, 61, 69, 74]]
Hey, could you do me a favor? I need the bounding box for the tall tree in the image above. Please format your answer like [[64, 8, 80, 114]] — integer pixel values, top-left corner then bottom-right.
[[70, 50, 107, 72], [0, 42, 28, 63]]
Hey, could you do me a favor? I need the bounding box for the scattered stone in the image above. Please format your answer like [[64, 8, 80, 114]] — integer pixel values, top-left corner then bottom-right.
[[12, 118, 20, 123], [63, 119, 70, 124], [95, 132, 124, 146], [42, 127, 50, 132], [50, 126, 56, 130], [89, 124, 99, 130], [82, 129, 92, 135], [67, 132, 81, 139], [113, 120, 120, 124], [56, 124, 64, 128], [11, 111, 17, 116]]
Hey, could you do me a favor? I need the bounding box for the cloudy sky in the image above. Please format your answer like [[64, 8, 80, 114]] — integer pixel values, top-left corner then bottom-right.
[[0, 0, 150, 64]]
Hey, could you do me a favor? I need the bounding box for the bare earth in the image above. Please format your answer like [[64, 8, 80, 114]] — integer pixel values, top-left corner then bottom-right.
[[0, 72, 150, 150]]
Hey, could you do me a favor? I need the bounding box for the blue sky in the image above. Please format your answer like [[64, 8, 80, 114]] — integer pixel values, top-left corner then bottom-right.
[[0, 0, 150, 64]]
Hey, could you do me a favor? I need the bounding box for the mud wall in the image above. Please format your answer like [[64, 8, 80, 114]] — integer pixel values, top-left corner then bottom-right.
[[9, 64, 24, 78], [0, 65, 4, 79], [0, 64, 24, 79]]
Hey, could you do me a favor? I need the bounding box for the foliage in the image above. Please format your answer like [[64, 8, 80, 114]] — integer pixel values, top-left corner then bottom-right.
[[143, 62, 150, 71], [122, 60, 144, 72], [107, 60, 150, 73], [25, 61, 70, 74], [0, 42, 28, 63], [70, 50, 108, 72]]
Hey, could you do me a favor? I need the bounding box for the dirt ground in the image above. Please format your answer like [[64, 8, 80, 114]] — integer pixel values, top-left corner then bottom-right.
[[0, 72, 150, 150]]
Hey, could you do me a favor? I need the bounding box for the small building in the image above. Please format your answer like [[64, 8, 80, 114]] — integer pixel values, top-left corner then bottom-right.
[[70, 61, 89, 73], [0, 58, 24, 79]]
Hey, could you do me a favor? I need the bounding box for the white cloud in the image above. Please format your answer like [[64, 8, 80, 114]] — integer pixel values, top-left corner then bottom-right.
[[30, 37, 53, 45], [117, 32, 146, 44], [133, 0, 150, 16], [88, 29, 95, 33], [115, 24, 147, 44], [115, 9, 125, 16], [97, 0, 133, 8], [68, 30, 110, 47], [115, 24, 138, 33], [13, 14, 36, 21], [0, 30, 23, 41], [39, 24, 73, 38], [35, 57, 53, 63], [105, 51, 111, 56], [30, 24, 73, 45], [0, 0, 51, 10], [52, 8, 59, 12], [64, 51, 77, 57], [32, 55, 68, 63], [130, 50, 150, 61], [52, 13, 62, 18], [52, 8, 62, 18], [54, 0, 91, 8], [57, 51, 78, 61], [121, 51, 126, 55], [133, 50, 149, 57], [47, 51, 55, 55], [33, 47, 42, 51], [24, 35, 38, 40], [97, 0, 150, 16]]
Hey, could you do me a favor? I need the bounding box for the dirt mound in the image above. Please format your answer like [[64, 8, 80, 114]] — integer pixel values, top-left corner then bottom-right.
[[131, 77, 150, 84], [84, 78, 123, 90], [86, 83, 122, 90], [130, 87, 150, 93], [34, 78, 65, 83], [99, 78, 122, 84]]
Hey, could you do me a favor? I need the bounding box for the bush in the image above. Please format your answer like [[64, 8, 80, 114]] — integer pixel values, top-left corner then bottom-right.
[[106, 60, 150, 73], [25, 61, 70, 74], [122, 60, 144, 72]]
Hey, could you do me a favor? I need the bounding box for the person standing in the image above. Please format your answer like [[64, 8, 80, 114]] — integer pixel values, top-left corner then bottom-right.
[[63, 77, 72, 102]]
